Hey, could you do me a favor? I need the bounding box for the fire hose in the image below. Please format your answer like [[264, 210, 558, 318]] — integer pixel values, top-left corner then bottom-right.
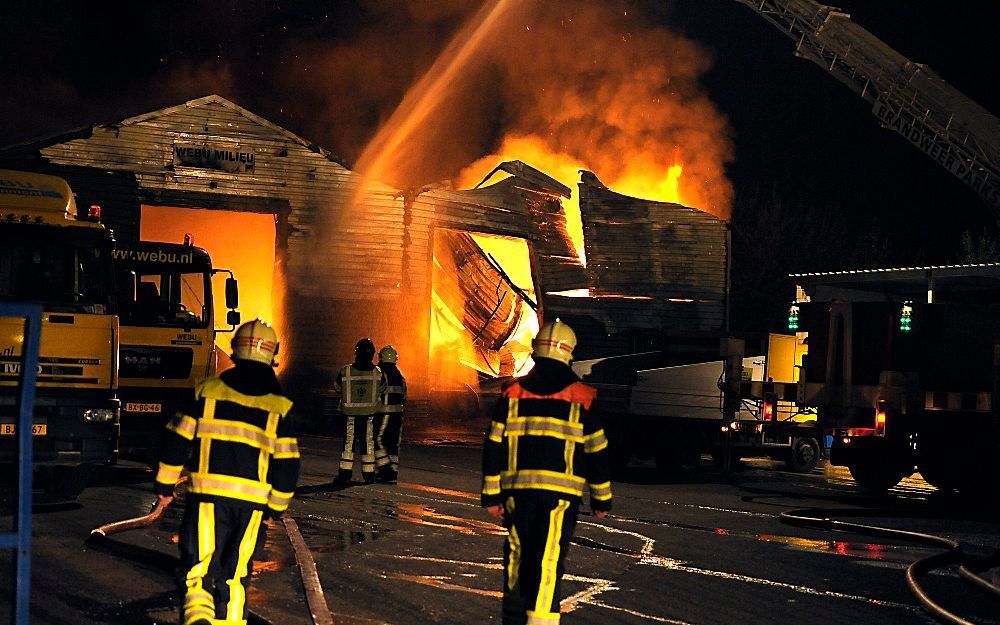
[[779, 507, 1000, 625], [87, 477, 333, 625]]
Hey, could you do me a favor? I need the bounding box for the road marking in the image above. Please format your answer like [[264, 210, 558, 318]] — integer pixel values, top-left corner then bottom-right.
[[581, 521, 926, 613]]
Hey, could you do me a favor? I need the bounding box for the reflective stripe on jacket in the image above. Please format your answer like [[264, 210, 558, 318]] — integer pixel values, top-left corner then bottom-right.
[[155, 376, 300, 514], [481, 380, 612, 511], [336, 364, 385, 415], [381, 366, 407, 414]]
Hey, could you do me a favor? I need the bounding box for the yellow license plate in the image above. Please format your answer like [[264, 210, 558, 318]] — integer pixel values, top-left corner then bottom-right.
[[125, 403, 162, 414], [0, 423, 47, 436]]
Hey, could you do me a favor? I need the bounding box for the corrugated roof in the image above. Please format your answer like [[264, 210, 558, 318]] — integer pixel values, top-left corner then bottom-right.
[[790, 262, 1000, 278]]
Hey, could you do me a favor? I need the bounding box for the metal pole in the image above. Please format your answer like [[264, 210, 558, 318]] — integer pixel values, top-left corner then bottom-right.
[[1, 304, 41, 625]]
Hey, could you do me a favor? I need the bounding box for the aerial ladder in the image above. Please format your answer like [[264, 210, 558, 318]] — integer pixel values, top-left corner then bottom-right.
[[735, 0, 1000, 216]]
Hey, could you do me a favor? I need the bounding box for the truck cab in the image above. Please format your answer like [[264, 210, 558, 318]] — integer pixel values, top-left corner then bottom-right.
[[113, 240, 238, 457], [0, 170, 120, 479]]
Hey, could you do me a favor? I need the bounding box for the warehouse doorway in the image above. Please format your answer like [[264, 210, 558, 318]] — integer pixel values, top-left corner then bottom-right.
[[430, 228, 540, 384], [139, 205, 278, 354]]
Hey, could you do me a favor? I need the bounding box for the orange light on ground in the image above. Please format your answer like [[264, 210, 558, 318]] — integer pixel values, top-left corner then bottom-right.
[[139, 205, 281, 359]]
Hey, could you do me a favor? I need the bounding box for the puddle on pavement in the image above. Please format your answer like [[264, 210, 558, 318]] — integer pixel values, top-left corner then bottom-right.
[[385, 572, 503, 598], [398, 481, 479, 501], [293, 514, 390, 553], [606, 515, 919, 563], [388, 502, 507, 536], [253, 518, 298, 575]]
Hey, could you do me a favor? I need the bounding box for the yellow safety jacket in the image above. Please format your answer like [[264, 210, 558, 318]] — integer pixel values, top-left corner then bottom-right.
[[335, 364, 386, 416], [155, 374, 300, 516], [381, 365, 407, 414], [482, 380, 612, 510]]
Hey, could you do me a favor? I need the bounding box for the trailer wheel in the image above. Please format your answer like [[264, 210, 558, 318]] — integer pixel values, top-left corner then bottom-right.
[[37, 463, 93, 500], [785, 438, 820, 473], [655, 432, 701, 477], [848, 462, 906, 492]]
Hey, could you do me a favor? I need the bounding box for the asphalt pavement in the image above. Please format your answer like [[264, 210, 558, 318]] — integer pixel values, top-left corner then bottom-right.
[[1, 438, 998, 625]]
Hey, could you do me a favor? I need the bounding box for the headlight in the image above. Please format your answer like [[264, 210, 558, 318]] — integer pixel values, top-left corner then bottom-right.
[[82, 408, 116, 423]]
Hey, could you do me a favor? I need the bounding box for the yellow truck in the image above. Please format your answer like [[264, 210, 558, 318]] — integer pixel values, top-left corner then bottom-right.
[[0, 170, 120, 493], [112, 240, 239, 460]]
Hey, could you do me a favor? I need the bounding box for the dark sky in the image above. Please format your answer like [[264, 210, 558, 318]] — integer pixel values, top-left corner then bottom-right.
[[1, 1, 997, 264]]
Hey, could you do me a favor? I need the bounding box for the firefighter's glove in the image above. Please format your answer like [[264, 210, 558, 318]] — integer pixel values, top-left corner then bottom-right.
[[485, 504, 504, 521]]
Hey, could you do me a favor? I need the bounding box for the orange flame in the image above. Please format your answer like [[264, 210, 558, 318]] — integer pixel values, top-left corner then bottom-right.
[[458, 137, 689, 266]]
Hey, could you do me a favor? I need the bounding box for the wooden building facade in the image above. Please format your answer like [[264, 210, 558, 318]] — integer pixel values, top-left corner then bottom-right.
[[0, 95, 576, 424]]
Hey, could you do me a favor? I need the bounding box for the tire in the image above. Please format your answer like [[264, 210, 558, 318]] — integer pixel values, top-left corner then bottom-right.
[[38, 463, 93, 500], [654, 429, 702, 477], [848, 462, 907, 492], [785, 438, 820, 473]]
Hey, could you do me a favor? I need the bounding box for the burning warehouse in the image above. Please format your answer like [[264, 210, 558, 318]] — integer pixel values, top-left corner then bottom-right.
[[0, 94, 729, 432]]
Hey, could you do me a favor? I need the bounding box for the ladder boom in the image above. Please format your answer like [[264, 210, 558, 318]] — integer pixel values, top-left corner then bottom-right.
[[735, 0, 1000, 214]]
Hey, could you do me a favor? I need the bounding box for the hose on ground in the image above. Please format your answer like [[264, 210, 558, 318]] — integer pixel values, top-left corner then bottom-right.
[[86, 477, 274, 625], [780, 507, 999, 625]]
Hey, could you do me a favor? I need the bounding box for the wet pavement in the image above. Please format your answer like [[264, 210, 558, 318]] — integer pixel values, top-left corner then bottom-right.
[[1, 438, 999, 624]]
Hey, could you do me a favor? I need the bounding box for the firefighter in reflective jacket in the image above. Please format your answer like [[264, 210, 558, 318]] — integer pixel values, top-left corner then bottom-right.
[[154, 319, 300, 625], [482, 319, 612, 625], [374, 344, 407, 482], [333, 338, 387, 485]]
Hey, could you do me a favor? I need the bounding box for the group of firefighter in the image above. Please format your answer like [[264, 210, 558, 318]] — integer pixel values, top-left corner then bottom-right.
[[154, 316, 611, 625]]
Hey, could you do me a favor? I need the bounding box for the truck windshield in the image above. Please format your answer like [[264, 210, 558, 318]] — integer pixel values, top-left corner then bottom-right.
[[119, 270, 210, 329], [0, 227, 116, 314]]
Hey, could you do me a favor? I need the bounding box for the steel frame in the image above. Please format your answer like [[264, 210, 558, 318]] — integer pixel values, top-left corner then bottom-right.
[[0, 303, 42, 625], [736, 0, 1000, 214]]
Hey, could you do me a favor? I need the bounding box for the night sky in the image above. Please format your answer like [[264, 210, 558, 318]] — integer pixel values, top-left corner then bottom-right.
[[2, 1, 997, 266]]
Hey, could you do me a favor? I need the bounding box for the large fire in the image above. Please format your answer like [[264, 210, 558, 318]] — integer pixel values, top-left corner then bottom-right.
[[306, 0, 732, 384], [457, 135, 687, 265]]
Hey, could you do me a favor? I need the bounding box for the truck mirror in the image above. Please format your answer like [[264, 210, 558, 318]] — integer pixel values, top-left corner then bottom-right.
[[123, 271, 137, 301], [227, 310, 241, 327], [225, 277, 239, 309]]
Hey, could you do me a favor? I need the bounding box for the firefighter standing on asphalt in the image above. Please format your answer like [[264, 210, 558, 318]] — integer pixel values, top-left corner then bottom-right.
[[154, 319, 300, 625], [482, 319, 612, 625], [374, 344, 407, 483], [333, 338, 387, 485]]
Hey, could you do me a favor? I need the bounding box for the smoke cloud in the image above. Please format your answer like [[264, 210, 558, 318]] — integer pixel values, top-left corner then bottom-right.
[[273, 0, 734, 216]]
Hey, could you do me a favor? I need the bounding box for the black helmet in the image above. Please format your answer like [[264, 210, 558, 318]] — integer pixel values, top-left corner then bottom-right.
[[355, 338, 376, 353]]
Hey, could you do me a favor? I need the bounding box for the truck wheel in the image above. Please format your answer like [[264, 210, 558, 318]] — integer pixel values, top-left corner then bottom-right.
[[654, 430, 701, 477], [785, 438, 820, 473], [38, 464, 93, 500], [848, 463, 906, 492]]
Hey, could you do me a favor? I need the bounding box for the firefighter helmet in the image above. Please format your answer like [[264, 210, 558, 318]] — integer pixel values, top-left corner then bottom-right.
[[232, 319, 279, 366], [532, 319, 577, 365], [379, 345, 398, 364], [355, 337, 376, 360]]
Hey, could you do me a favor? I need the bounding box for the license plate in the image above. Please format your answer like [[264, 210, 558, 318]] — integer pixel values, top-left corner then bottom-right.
[[125, 403, 162, 414], [0, 423, 47, 436]]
